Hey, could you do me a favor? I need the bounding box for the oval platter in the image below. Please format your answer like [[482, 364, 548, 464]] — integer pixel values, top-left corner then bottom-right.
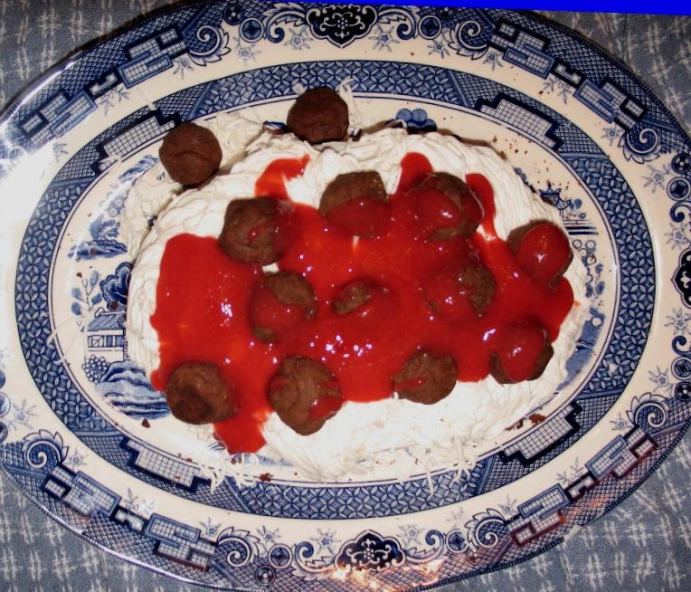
[[0, 2, 690, 590]]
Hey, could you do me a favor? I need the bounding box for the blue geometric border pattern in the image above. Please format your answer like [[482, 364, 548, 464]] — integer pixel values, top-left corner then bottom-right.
[[0, 4, 687, 167], [0, 394, 687, 589], [15, 58, 654, 518], [79, 433, 493, 518], [1, 2, 229, 165]]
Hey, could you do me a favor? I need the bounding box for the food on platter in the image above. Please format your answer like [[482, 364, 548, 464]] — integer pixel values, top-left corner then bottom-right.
[[125, 86, 588, 480], [159, 122, 223, 186], [286, 86, 349, 144], [165, 362, 237, 424]]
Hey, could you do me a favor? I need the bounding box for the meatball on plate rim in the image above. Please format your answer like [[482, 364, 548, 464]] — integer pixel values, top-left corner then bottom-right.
[[0, 2, 688, 591]]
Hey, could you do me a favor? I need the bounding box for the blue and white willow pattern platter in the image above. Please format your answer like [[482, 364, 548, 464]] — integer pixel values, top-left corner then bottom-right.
[[0, 2, 689, 590]]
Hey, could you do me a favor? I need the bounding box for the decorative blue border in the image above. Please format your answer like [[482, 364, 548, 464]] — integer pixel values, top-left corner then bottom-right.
[[0, 395, 687, 589], [2, 2, 690, 590]]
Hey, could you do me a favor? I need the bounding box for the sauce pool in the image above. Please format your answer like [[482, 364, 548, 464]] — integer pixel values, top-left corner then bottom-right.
[[150, 153, 575, 453]]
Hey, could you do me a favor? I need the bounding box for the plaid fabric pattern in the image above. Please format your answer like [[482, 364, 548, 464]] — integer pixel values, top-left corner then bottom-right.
[[542, 11, 690, 131], [0, 2, 688, 590]]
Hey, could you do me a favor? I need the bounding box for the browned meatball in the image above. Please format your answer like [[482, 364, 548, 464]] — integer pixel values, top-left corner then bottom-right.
[[332, 279, 387, 316], [409, 172, 484, 239], [320, 171, 387, 214], [251, 271, 317, 342], [159, 122, 222, 186], [489, 321, 554, 384], [165, 362, 236, 424], [268, 357, 343, 435], [421, 262, 496, 322], [319, 171, 389, 238], [218, 197, 294, 265], [393, 350, 457, 404], [287, 87, 349, 144]]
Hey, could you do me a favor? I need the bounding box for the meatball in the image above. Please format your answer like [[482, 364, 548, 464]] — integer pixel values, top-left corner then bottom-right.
[[507, 220, 573, 286], [320, 171, 387, 214], [489, 321, 554, 384], [268, 356, 343, 435], [165, 362, 236, 424], [218, 197, 294, 265], [287, 87, 349, 144], [332, 279, 388, 316], [421, 263, 495, 322], [319, 171, 389, 238], [251, 271, 316, 342], [393, 350, 458, 404], [408, 172, 484, 239], [159, 122, 222, 186]]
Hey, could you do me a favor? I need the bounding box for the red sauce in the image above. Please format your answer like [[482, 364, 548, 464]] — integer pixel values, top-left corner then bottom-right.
[[250, 282, 312, 340], [151, 153, 576, 453], [516, 222, 573, 285], [255, 155, 310, 200], [309, 395, 343, 420], [413, 189, 463, 238], [325, 198, 392, 238], [467, 173, 496, 236], [494, 321, 552, 383], [150, 237, 270, 451]]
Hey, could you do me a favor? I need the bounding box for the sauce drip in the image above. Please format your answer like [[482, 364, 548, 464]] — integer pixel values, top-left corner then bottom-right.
[[151, 154, 575, 453], [255, 155, 310, 200]]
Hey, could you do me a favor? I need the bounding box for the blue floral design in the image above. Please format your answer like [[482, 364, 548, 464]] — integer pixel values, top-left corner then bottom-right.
[[284, 26, 312, 51], [200, 517, 221, 537], [257, 526, 281, 555], [643, 164, 672, 193], [369, 24, 399, 52], [397, 523, 423, 546], [666, 309, 691, 336], [107, 195, 125, 218], [309, 529, 340, 555], [601, 125, 622, 146], [71, 270, 102, 316], [52, 142, 67, 162], [97, 87, 130, 116], [483, 52, 502, 70], [173, 56, 194, 79], [562, 197, 589, 221], [666, 222, 690, 250], [4, 3, 690, 589], [68, 215, 126, 260], [649, 367, 674, 394], [427, 38, 448, 58], [542, 77, 570, 103], [609, 413, 631, 432], [7, 399, 38, 432], [100, 262, 131, 312], [234, 37, 260, 62]]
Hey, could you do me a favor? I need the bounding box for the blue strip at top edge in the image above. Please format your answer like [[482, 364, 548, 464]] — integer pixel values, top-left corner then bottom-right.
[[301, 0, 691, 17]]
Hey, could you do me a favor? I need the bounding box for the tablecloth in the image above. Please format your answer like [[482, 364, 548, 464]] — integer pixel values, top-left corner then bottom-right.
[[0, 2, 689, 591]]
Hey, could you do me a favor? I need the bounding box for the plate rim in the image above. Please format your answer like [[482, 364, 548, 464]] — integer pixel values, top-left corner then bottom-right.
[[0, 2, 689, 590]]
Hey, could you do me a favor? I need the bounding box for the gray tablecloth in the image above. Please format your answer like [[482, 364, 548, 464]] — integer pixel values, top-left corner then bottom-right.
[[0, 2, 689, 591]]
